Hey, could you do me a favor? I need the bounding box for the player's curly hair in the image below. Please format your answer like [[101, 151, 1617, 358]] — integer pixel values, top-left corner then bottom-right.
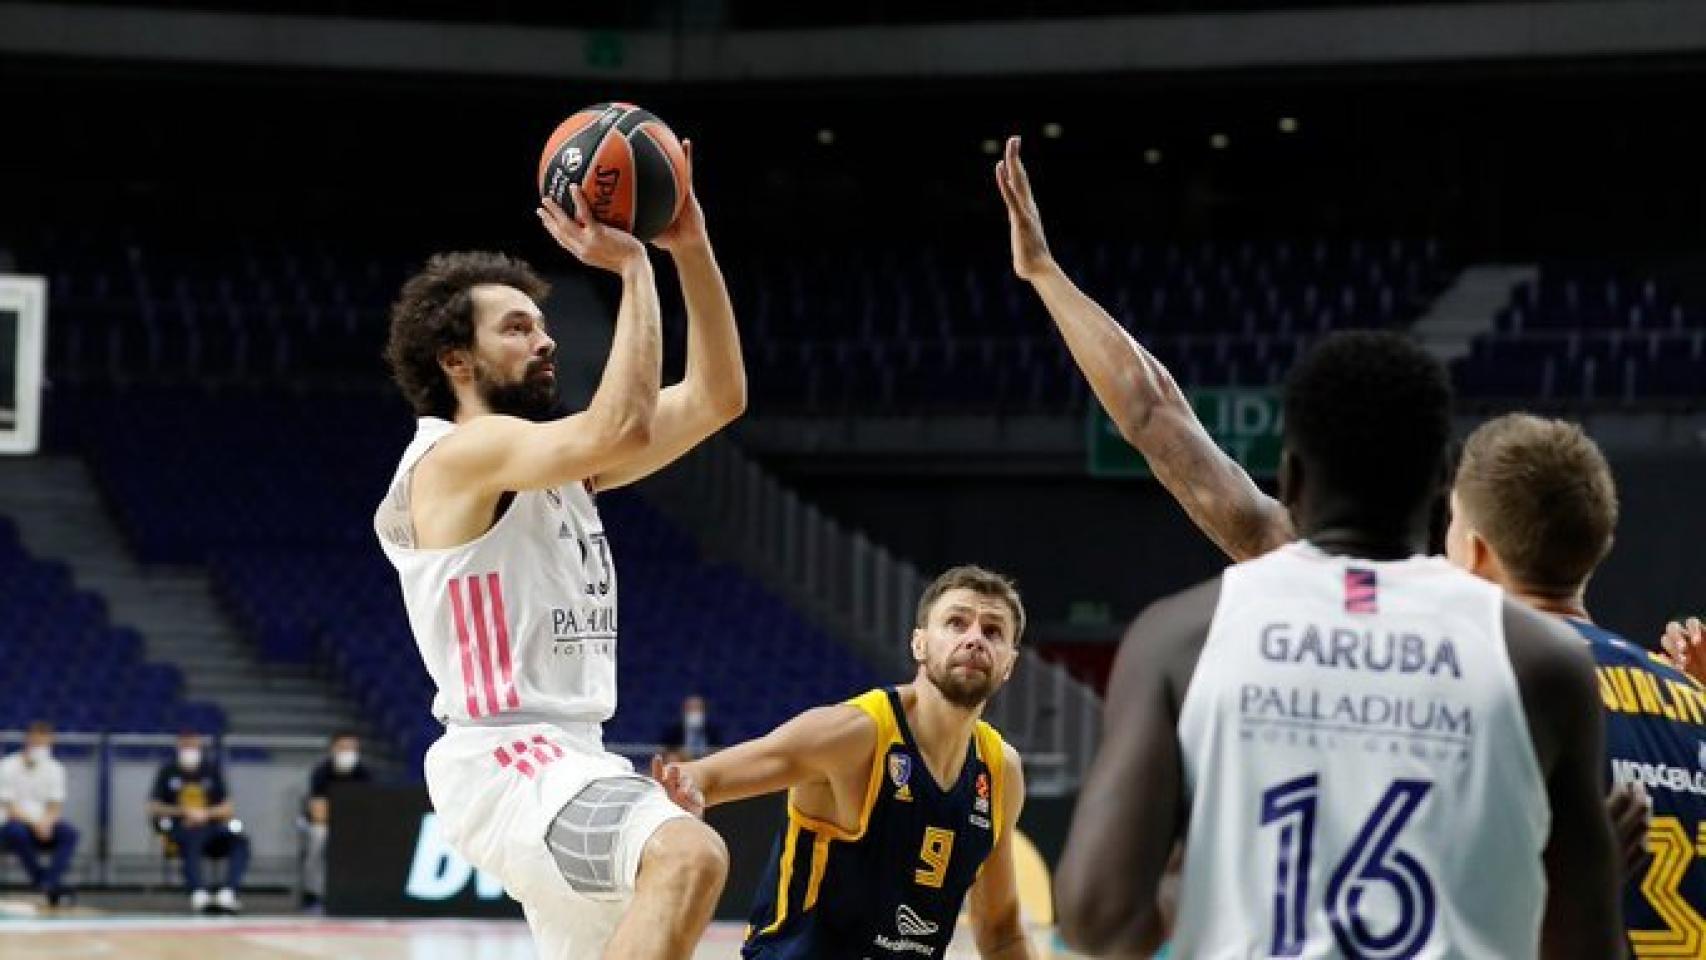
[[1283, 330, 1454, 520], [383, 251, 550, 419]]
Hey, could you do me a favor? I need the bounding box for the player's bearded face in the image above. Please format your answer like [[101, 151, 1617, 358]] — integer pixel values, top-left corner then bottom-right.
[[925, 650, 999, 709], [919, 597, 1015, 710], [464, 286, 564, 423], [474, 352, 564, 423]]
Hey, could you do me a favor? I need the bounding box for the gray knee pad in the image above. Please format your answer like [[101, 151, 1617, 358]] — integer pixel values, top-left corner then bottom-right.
[[546, 776, 654, 895]]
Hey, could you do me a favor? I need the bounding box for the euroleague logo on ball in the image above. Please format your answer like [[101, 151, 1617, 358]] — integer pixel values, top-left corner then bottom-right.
[[561, 146, 583, 174]]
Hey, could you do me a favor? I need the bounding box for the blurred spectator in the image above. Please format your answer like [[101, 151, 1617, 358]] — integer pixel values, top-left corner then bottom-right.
[[148, 731, 250, 914], [659, 695, 722, 761], [0, 721, 78, 906], [302, 730, 372, 910]]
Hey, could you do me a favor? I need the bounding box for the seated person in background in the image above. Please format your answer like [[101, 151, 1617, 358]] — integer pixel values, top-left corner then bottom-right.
[[302, 730, 372, 909], [148, 731, 250, 915], [659, 694, 722, 762], [0, 721, 79, 906]]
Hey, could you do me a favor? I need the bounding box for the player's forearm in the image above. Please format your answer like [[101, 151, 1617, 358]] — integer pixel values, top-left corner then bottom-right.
[[1031, 265, 1287, 560], [1057, 828, 1167, 954], [1028, 264, 1189, 443], [583, 257, 664, 446], [973, 912, 1038, 960], [685, 751, 798, 809], [1058, 906, 1166, 958], [671, 240, 747, 421]]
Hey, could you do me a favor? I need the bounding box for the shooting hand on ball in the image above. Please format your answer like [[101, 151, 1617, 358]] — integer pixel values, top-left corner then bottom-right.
[[652, 140, 708, 255], [537, 184, 648, 274]]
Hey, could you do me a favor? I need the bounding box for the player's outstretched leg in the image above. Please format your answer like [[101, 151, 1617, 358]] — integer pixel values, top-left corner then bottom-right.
[[602, 818, 728, 959]]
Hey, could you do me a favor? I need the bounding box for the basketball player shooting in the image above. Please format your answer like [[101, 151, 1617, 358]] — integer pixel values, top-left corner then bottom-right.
[[374, 141, 745, 960]]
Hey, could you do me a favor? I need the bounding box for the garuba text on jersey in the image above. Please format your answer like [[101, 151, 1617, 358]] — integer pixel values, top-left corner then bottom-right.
[[1258, 622, 1462, 678]]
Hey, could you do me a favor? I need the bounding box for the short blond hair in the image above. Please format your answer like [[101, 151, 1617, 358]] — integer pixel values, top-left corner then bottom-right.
[[1454, 414, 1618, 591]]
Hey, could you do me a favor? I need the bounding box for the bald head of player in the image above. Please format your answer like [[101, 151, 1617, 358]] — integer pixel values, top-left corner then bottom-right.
[[1278, 330, 1455, 556], [909, 565, 1025, 710], [384, 251, 565, 425], [1446, 413, 1618, 615]]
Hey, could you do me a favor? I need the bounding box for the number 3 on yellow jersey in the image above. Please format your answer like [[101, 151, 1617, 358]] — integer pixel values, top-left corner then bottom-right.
[[1629, 815, 1706, 958]]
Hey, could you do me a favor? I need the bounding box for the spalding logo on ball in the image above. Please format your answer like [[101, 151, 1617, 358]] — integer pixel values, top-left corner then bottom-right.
[[538, 102, 689, 242]]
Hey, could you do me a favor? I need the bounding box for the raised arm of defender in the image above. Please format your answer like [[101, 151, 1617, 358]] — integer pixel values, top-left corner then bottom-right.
[[996, 136, 1291, 561]]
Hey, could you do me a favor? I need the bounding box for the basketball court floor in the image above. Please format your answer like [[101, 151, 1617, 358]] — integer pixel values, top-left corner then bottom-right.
[[1, 913, 1066, 958]]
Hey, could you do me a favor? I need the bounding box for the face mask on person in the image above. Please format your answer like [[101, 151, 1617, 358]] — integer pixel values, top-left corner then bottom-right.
[[26, 745, 50, 765], [683, 711, 705, 729], [178, 748, 202, 771], [332, 749, 360, 774]]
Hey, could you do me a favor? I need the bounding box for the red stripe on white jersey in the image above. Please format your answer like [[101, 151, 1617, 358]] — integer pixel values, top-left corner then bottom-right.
[[486, 573, 522, 711], [466, 575, 502, 716], [447, 578, 483, 719]]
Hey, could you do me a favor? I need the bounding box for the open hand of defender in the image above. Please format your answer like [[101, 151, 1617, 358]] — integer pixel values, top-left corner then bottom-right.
[[994, 135, 1057, 281], [536, 184, 648, 274], [1659, 617, 1706, 685], [650, 755, 706, 818], [650, 140, 707, 254]]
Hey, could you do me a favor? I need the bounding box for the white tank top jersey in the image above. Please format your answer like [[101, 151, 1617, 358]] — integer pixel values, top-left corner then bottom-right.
[[374, 417, 619, 728], [1173, 542, 1549, 959]]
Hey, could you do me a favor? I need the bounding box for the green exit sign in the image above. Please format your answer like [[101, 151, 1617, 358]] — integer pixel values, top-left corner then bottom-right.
[[1087, 388, 1284, 479]]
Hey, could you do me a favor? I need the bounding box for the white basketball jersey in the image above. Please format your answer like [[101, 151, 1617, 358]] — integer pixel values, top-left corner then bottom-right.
[[1174, 542, 1548, 959], [375, 418, 619, 728]]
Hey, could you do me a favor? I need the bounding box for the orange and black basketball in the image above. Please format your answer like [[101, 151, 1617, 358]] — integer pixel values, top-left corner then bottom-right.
[[537, 102, 689, 242]]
